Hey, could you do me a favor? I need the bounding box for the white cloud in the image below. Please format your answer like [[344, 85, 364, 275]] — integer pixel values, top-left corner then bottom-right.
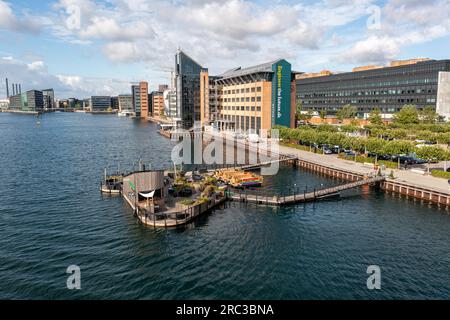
[[27, 61, 46, 71], [0, 0, 42, 33], [337, 0, 450, 66], [338, 36, 401, 64], [2, 0, 450, 97], [0, 56, 131, 99]]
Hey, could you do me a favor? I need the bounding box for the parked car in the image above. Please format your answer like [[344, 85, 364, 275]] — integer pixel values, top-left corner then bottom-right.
[[412, 158, 428, 164], [392, 155, 416, 165], [323, 147, 333, 154], [378, 154, 392, 161], [344, 150, 356, 157], [331, 145, 341, 154]]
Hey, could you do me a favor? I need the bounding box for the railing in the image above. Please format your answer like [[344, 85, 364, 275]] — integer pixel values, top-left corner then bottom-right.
[[137, 195, 227, 226], [228, 175, 386, 205]]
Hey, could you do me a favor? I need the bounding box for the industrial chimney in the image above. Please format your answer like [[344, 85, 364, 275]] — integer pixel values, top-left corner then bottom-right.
[[5, 78, 9, 98]]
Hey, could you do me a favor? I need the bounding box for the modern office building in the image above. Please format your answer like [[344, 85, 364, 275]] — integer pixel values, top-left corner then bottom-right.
[[83, 98, 91, 111], [201, 59, 297, 132], [132, 84, 141, 116], [118, 94, 133, 111], [140, 82, 149, 118], [200, 70, 221, 126], [111, 96, 119, 110], [296, 58, 450, 118], [175, 49, 204, 128], [42, 89, 55, 109], [9, 90, 44, 111], [90, 96, 112, 111], [131, 82, 149, 118], [151, 91, 165, 118]]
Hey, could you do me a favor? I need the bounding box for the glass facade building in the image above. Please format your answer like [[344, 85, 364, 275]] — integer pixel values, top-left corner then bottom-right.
[[296, 59, 450, 117], [175, 50, 204, 129], [9, 90, 44, 111], [90, 96, 112, 111]]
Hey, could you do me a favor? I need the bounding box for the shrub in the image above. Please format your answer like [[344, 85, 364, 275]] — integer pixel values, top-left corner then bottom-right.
[[431, 170, 450, 180]]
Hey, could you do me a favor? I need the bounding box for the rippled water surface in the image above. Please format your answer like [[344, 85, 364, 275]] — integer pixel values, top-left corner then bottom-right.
[[1, 112, 450, 299]]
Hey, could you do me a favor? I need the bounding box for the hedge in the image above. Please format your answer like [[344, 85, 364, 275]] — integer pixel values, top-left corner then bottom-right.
[[431, 170, 450, 180]]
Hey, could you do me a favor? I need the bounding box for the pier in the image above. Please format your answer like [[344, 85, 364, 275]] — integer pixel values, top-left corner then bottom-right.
[[229, 175, 385, 205]]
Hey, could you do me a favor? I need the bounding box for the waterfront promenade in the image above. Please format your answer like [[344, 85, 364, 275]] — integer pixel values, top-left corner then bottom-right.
[[278, 144, 450, 195]]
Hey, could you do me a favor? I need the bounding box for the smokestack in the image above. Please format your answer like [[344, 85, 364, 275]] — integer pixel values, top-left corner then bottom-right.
[[12, 83, 15, 96], [19, 84, 21, 94], [5, 78, 9, 98]]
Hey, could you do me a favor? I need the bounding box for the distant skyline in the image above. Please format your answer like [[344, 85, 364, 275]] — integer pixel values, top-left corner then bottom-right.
[[1, 0, 450, 99]]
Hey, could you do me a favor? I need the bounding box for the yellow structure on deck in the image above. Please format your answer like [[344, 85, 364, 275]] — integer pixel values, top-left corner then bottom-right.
[[214, 169, 263, 188]]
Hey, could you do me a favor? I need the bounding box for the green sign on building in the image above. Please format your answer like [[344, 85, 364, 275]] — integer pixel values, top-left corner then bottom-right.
[[271, 60, 292, 127]]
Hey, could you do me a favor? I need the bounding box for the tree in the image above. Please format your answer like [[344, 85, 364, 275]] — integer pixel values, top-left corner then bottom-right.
[[419, 106, 438, 124], [369, 108, 383, 126], [415, 146, 449, 162], [319, 110, 327, 120], [392, 105, 419, 125], [337, 104, 357, 120]]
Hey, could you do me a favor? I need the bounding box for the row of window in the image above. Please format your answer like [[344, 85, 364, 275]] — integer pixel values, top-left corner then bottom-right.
[[302, 97, 437, 105], [221, 114, 262, 131], [222, 106, 262, 112], [299, 87, 437, 98], [299, 77, 439, 90], [306, 106, 403, 113], [223, 96, 262, 103], [223, 87, 262, 95]]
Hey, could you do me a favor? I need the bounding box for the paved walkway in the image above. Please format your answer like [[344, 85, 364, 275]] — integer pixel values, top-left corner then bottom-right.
[[279, 144, 450, 195]]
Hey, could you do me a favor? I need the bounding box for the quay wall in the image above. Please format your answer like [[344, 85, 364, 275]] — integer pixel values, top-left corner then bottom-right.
[[163, 131, 450, 207]]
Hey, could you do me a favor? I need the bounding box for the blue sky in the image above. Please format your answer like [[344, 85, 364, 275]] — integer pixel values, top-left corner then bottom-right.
[[1, 0, 450, 99]]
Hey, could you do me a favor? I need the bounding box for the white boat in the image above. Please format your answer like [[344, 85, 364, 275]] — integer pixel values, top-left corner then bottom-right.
[[118, 110, 133, 117]]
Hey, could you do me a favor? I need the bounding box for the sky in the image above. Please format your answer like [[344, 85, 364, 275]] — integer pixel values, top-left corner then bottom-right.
[[0, 0, 450, 99]]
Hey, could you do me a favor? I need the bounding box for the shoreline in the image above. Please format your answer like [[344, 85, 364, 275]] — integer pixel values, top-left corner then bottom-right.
[[201, 131, 450, 207]]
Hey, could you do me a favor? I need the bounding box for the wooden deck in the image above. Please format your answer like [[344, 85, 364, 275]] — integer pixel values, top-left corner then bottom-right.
[[229, 175, 386, 205]]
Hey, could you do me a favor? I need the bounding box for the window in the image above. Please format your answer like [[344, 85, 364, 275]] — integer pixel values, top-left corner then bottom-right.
[[256, 97, 261, 102], [256, 87, 262, 92], [251, 87, 256, 93], [251, 97, 256, 102]]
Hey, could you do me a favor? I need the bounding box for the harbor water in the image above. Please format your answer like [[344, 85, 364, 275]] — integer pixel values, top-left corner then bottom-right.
[[1, 112, 450, 299]]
